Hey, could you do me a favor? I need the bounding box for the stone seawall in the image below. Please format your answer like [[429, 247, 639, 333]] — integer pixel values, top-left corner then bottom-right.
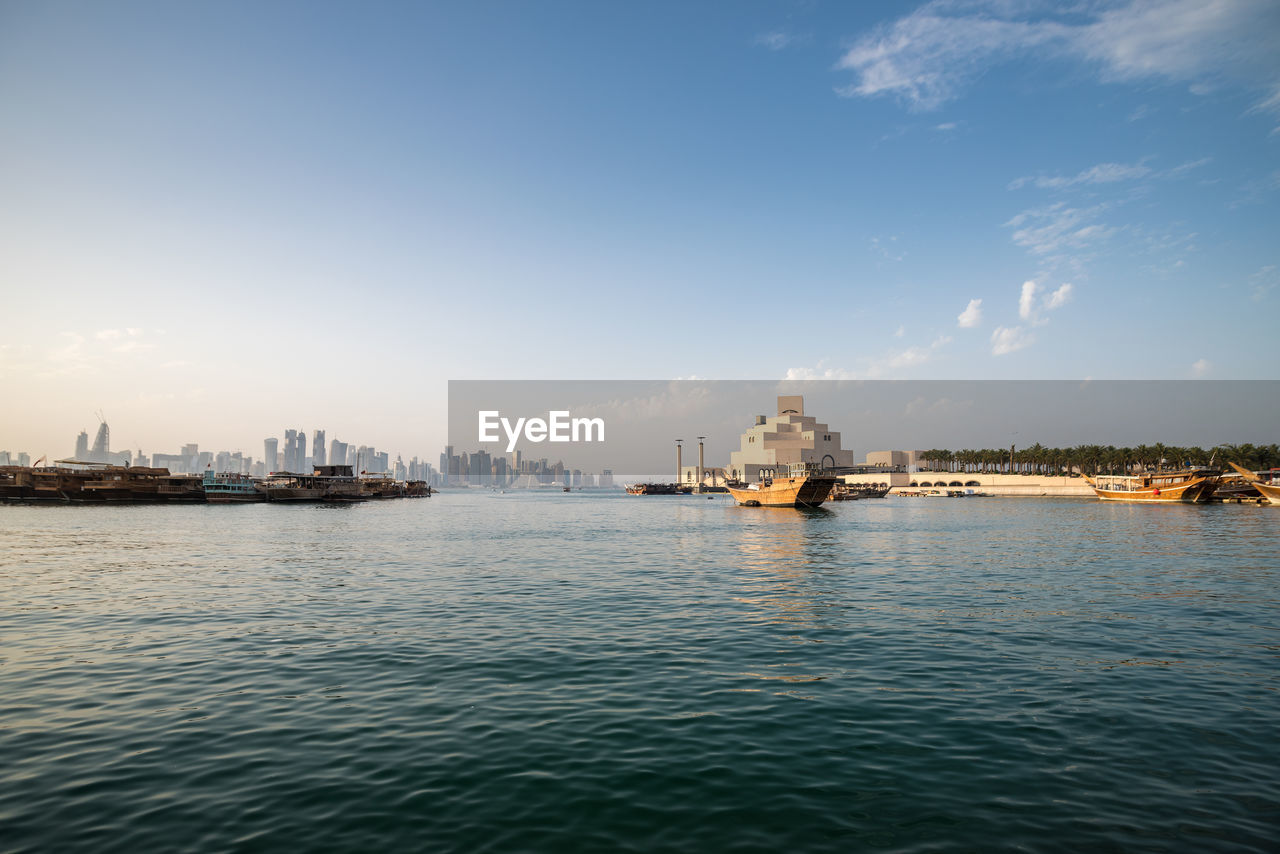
[[900, 472, 1093, 497], [841, 470, 1095, 497]]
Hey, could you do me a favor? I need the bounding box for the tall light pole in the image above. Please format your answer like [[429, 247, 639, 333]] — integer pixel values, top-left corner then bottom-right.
[[696, 436, 705, 493], [675, 439, 683, 488]]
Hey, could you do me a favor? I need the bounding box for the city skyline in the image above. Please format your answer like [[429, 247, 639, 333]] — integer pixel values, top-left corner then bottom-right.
[[4, 418, 436, 480], [2, 1, 1277, 455]]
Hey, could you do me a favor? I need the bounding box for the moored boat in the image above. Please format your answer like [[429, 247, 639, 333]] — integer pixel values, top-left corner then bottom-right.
[[726, 463, 838, 508], [1253, 481, 1280, 505], [263, 464, 367, 502], [830, 483, 892, 501], [625, 483, 680, 495], [1084, 468, 1220, 503], [202, 470, 265, 503], [2, 463, 184, 502], [260, 472, 329, 501], [357, 472, 404, 499], [1227, 463, 1280, 505]]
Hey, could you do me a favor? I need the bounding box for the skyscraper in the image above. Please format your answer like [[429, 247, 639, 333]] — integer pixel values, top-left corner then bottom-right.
[[313, 430, 326, 467], [90, 421, 110, 462], [74, 430, 89, 460], [297, 429, 307, 471], [264, 438, 278, 474], [469, 451, 490, 485], [283, 429, 298, 472]]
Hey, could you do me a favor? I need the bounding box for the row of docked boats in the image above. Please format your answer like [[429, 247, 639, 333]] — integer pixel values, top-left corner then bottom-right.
[[1083, 464, 1278, 504], [722, 463, 1279, 509], [0, 463, 430, 504]]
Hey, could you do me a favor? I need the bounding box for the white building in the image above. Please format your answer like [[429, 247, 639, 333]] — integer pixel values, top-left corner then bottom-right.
[[726, 395, 854, 482], [865, 450, 928, 471]]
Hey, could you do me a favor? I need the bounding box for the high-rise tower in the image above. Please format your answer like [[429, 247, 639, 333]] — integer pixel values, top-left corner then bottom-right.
[[91, 421, 110, 462], [283, 429, 298, 472]]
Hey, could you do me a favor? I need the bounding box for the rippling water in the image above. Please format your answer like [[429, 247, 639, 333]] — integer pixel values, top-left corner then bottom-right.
[[1, 494, 1277, 852]]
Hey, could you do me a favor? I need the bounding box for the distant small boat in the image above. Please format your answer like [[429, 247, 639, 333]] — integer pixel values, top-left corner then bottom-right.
[[726, 463, 837, 508], [1083, 469, 1220, 503], [625, 483, 680, 495]]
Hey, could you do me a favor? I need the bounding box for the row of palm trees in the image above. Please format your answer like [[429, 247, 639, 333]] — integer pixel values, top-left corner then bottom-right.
[[915, 443, 1280, 476]]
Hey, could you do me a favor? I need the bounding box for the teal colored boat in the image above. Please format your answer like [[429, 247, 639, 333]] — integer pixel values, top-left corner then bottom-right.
[[201, 470, 265, 503]]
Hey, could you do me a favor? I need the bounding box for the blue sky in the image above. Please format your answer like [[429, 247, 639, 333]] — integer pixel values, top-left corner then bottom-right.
[[1, 0, 1277, 459]]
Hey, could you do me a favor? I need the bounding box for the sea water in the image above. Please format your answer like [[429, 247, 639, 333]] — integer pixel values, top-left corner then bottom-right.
[[1, 494, 1276, 851]]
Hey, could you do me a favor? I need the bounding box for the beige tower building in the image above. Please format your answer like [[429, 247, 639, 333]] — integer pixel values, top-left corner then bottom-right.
[[726, 395, 854, 482]]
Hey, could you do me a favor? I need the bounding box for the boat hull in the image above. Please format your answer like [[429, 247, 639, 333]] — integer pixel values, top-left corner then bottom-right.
[[205, 493, 266, 503], [727, 475, 837, 508], [1090, 474, 1219, 503], [1253, 480, 1280, 505], [263, 487, 327, 501]]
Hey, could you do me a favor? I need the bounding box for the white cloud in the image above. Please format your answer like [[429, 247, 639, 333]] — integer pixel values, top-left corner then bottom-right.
[[1168, 157, 1213, 176], [870, 235, 905, 262], [1014, 280, 1072, 326], [1250, 264, 1278, 300], [957, 298, 983, 327], [1046, 282, 1073, 309], [1011, 157, 1212, 190], [1191, 358, 1210, 377], [784, 335, 951, 380], [835, 0, 1280, 116], [991, 325, 1034, 356], [1018, 280, 1038, 320], [935, 121, 958, 131], [783, 362, 861, 380], [888, 347, 932, 368], [1005, 202, 1115, 256], [1010, 160, 1152, 190], [888, 335, 952, 369], [894, 325, 906, 337], [835, 9, 1064, 110]]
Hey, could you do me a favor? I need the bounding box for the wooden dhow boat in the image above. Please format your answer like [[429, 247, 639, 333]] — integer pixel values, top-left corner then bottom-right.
[[1227, 463, 1280, 505], [625, 483, 680, 495], [1083, 468, 1220, 503], [726, 463, 838, 508], [261, 464, 364, 502]]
